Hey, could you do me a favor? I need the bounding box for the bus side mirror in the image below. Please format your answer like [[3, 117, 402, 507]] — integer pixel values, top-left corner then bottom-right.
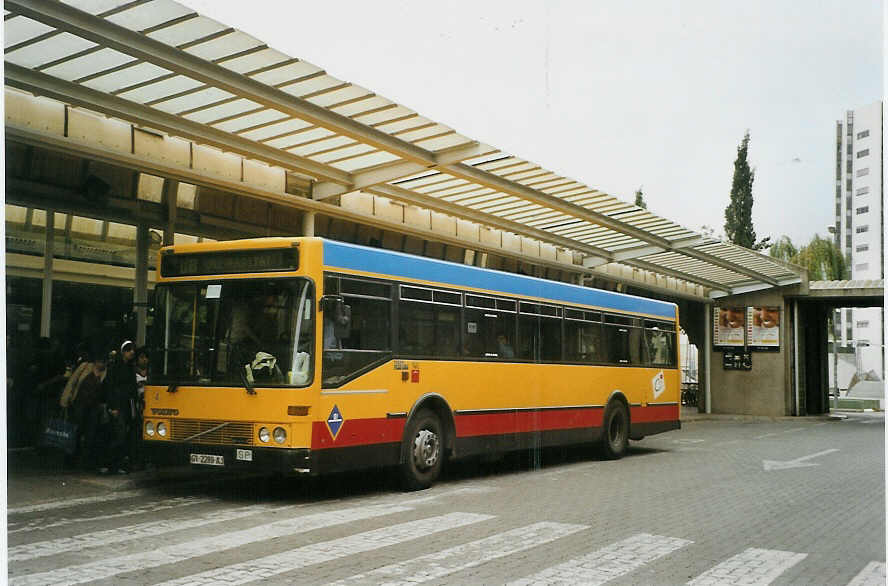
[[320, 295, 351, 339]]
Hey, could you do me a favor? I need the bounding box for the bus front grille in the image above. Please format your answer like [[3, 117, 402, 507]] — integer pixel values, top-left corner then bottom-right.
[[171, 420, 254, 446]]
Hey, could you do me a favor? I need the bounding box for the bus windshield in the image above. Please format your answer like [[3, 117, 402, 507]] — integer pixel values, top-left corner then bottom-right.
[[150, 278, 314, 387]]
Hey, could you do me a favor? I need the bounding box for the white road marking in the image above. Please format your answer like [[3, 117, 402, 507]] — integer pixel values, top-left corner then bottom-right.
[[8, 497, 213, 534], [9, 503, 412, 586], [762, 448, 840, 471], [508, 532, 692, 585], [687, 548, 807, 585], [9, 503, 283, 562], [846, 561, 887, 586], [158, 512, 493, 586], [8, 489, 151, 515], [754, 432, 779, 439], [335, 521, 586, 586], [782, 428, 806, 434]]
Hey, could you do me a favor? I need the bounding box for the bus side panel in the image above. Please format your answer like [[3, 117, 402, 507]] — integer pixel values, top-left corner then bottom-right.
[[309, 360, 681, 471]]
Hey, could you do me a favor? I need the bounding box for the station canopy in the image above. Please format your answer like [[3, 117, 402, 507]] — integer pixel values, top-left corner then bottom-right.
[[4, 0, 805, 299]]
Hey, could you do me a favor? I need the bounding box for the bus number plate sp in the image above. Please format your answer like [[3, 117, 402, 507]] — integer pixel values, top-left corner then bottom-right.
[[236, 449, 253, 462], [190, 454, 224, 466]]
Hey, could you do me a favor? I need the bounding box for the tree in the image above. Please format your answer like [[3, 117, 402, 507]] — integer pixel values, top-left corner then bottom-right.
[[634, 187, 647, 209], [768, 235, 798, 263], [724, 131, 770, 250], [769, 234, 847, 280], [794, 235, 847, 281]]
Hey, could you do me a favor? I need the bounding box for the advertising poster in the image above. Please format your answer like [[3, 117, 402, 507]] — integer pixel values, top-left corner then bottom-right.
[[713, 306, 746, 347], [747, 306, 780, 350]]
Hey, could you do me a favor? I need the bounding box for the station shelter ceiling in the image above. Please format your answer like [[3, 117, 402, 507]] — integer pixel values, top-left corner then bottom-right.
[[4, 0, 806, 301]]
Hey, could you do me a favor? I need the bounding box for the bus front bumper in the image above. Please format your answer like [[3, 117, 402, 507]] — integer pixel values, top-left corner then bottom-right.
[[144, 441, 313, 476]]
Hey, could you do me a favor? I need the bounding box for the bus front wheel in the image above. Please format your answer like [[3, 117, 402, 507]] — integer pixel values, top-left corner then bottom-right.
[[599, 400, 629, 460], [400, 410, 443, 491]]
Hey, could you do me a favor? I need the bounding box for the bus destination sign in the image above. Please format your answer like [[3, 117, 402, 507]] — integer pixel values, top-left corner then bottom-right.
[[161, 247, 299, 277]]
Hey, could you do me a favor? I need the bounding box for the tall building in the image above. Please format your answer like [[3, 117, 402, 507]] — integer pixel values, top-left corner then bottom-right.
[[833, 101, 884, 378]]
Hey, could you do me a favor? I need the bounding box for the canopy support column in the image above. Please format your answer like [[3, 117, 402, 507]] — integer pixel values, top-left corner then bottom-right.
[[135, 222, 149, 346], [40, 209, 55, 338]]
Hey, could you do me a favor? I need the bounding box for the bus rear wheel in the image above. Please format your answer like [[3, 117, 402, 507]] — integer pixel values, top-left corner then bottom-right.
[[599, 400, 629, 460], [399, 410, 443, 491]]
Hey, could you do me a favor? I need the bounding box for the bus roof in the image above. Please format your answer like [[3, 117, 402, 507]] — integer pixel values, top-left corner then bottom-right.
[[322, 239, 677, 320]]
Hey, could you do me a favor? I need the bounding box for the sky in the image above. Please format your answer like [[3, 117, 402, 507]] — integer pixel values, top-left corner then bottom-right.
[[182, 0, 883, 248]]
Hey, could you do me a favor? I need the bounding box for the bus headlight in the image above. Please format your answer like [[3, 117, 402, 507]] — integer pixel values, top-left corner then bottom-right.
[[157, 422, 167, 437], [146, 421, 155, 437], [258, 427, 270, 443], [273, 426, 287, 444]]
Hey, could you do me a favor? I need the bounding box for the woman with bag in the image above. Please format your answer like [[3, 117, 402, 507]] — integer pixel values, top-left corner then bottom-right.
[[70, 355, 108, 470]]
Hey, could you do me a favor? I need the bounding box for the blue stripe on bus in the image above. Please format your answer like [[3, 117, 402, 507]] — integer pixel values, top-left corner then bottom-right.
[[322, 239, 676, 319]]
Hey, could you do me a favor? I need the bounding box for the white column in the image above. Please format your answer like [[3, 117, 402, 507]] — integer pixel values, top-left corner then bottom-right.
[[40, 210, 55, 338], [162, 178, 178, 246], [302, 210, 315, 237]]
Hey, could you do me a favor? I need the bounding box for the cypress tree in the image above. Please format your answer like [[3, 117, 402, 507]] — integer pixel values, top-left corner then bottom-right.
[[724, 131, 768, 249], [634, 187, 647, 209]]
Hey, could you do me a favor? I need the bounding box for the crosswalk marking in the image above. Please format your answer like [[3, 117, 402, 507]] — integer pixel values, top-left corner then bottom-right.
[[687, 548, 807, 585], [7, 489, 153, 515], [9, 503, 412, 586], [9, 503, 283, 562], [156, 512, 493, 586], [333, 521, 587, 586], [847, 561, 887, 586], [508, 532, 693, 586], [8, 496, 213, 534]]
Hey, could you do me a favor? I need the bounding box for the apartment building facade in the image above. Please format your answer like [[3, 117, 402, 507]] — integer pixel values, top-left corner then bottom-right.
[[833, 101, 884, 377]]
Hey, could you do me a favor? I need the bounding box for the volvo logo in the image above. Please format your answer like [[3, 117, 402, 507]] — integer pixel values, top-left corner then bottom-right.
[[151, 408, 179, 416]]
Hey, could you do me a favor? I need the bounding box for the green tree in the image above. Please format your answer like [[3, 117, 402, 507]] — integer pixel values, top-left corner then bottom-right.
[[768, 235, 798, 263], [794, 235, 847, 280], [724, 131, 770, 250], [634, 187, 647, 209], [769, 234, 847, 280]]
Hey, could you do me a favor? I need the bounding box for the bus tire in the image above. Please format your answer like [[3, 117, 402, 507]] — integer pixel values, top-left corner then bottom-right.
[[599, 400, 629, 460], [400, 409, 443, 491]]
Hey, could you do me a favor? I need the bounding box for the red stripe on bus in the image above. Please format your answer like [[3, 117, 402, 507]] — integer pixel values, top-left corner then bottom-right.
[[312, 405, 678, 449], [454, 408, 605, 437], [311, 418, 405, 449], [630, 404, 679, 422]]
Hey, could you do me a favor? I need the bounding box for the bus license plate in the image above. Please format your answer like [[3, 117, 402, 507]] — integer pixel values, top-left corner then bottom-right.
[[190, 454, 224, 466], [236, 449, 252, 462]]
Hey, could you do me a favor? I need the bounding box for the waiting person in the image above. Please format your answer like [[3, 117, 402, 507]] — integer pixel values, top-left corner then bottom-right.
[[70, 355, 108, 470], [105, 340, 137, 474]]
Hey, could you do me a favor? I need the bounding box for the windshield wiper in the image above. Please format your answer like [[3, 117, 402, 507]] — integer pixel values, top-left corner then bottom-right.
[[167, 383, 179, 393], [239, 366, 256, 395]]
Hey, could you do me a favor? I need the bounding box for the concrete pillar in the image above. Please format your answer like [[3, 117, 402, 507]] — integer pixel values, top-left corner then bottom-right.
[[162, 178, 178, 246], [135, 222, 149, 346], [302, 210, 315, 237], [40, 210, 55, 338], [703, 302, 712, 413]]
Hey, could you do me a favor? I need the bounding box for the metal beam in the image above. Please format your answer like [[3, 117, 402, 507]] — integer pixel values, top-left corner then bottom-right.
[[5, 64, 351, 184], [679, 247, 780, 286]]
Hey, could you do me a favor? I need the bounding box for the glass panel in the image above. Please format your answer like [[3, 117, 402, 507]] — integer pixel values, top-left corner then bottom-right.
[[463, 308, 515, 359], [81, 62, 172, 93], [117, 75, 204, 104], [185, 31, 263, 61], [5, 33, 96, 69], [146, 16, 229, 47], [564, 320, 603, 363], [153, 87, 235, 115], [42, 48, 135, 82], [645, 329, 675, 367], [517, 315, 562, 362], [105, 0, 195, 31], [149, 279, 312, 387], [5, 16, 55, 49], [399, 302, 460, 358], [323, 277, 392, 387]]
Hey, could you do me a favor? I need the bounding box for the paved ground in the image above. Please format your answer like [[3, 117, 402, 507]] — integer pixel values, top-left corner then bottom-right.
[[6, 411, 885, 585]]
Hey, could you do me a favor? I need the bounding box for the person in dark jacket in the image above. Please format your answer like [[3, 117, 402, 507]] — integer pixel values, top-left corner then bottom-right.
[[105, 340, 137, 474]]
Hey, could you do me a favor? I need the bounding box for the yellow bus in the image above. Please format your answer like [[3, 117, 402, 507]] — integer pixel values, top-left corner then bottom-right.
[[144, 237, 680, 489]]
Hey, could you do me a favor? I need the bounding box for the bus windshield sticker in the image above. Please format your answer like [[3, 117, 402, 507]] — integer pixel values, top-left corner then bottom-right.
[[652, 371, 666, 400], [327, 405, 344, 439], [205, 284, 222, 299]]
